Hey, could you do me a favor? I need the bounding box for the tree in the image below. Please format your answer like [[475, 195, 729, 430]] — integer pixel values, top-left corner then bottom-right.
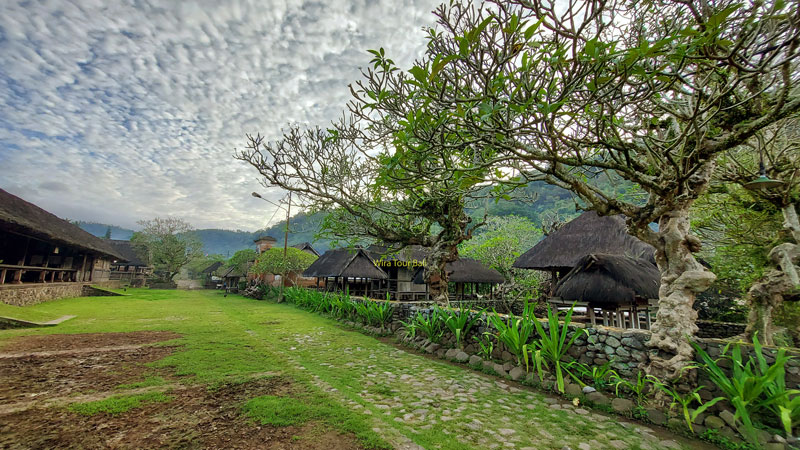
[[384, 0, 799, 378], [130, 218, 203, 282], [715, 117, 800, 345], [250, 247, 318, 283], [459, 215, 544, 298], [103, 226, 112, 240], [234, 53, 527, 303], [226, 249, 258, 274]]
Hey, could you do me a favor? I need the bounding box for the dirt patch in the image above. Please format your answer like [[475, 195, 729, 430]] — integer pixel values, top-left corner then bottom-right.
[[0, 345, 178, 404], [0, 331, 364, 449], [1, 377, 364, 450], [0, 330, 181, 353]]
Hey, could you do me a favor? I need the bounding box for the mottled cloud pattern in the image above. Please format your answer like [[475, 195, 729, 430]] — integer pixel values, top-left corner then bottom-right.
[[0, 0, 439, 230]]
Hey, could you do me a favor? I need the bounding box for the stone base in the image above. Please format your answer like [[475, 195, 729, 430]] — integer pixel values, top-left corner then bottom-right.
[[0, 282, 121, 306]]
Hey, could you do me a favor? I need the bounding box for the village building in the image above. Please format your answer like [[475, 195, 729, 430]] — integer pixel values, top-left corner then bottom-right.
[[107, 239, 153, 287], [0, 188, 124, 305]]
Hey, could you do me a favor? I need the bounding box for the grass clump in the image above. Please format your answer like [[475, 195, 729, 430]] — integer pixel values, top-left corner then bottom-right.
[[69, 392, 172, 416], [243, 395, 319, 426]]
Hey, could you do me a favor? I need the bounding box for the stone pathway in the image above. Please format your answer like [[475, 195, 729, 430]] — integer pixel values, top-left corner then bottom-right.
[[251, 318, 701, 450]]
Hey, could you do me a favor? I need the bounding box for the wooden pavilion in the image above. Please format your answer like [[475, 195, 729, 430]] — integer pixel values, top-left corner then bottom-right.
[[0, 188, 124, 304], [292, 242, 320, 257], [513, 211, 655, 292], [411, 257, 505, 301], [108, 239, 153, 287], [302, 247, 388, 296], [553, 253, 660, 329]]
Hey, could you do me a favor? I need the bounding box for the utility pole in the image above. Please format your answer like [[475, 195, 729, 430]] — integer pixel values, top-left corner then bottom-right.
[[278, 192, 291, 303]]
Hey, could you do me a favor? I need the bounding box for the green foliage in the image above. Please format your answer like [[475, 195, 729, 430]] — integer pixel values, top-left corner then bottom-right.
[[412, 309, 446, 343], [226, 249, 258, 274], [473, 332, 494, 360], [650, 378, 724, 433], [130, 217, 203, 281], [531, 304, 585, 394], [69, 392, 172, 416], [566, 359, 618, 390], [488, 302, 535, 370], [611, 371, 655, 408], [691, 335, 795, 443], [250, 247, 317, 276], [440, 306, 483, 349]]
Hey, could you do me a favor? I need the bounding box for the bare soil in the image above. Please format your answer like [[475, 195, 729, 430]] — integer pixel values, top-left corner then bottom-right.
[[0, 331, 362, 449]]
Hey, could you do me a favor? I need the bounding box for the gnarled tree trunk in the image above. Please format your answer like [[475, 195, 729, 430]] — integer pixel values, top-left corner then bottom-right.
[[424, 240, 459, 305], [745, 204, 800, 345], [647, 206, 717, 380]]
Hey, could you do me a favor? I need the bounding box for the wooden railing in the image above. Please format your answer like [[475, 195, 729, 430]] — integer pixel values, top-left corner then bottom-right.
[[0, 263, 80, 285]]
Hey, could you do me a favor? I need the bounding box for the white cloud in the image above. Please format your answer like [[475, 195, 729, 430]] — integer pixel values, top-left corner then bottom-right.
[[0, 0, 439, 230]]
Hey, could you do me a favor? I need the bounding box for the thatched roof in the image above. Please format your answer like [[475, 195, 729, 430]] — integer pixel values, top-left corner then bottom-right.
[[107, 239, 149, 266], [303, 248, 388, 279], [413, 257, 504, 284], [201, 261, 224, 274], [554, 254, 660, 306], [222, 264, 249, 278], [292, 242, 320, 256], [513, 211, 655, 272], [254, 235, 277, 243], [0, 188, 124, 259]]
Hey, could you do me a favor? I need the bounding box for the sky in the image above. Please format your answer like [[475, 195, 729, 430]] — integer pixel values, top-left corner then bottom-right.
[[0, 0, 440, 231]]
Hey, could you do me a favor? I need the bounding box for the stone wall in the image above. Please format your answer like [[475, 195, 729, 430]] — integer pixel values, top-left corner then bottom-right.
[[352, 299, 800, 390], [0, 282, 123, 306], [696, 320, 747, 339], [0, 283, 85, 306]]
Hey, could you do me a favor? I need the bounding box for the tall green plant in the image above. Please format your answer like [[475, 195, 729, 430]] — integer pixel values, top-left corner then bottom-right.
[[531, 304, 585, 394], [691, 335, 792, 444], [488, 308, 534, 371], [441, 306, 483, 349], [413, 309, 445, 343]]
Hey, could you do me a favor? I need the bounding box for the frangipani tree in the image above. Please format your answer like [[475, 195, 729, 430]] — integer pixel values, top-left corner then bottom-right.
[[717, 117, 800, 344], [371, 0, 800, 377]]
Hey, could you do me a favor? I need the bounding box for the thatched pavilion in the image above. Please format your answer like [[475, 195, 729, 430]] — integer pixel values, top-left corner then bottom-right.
[[513, 211, 655, 288], [0, 188, 123, 304], [412, 257, 504, 301], [554, 253, 660, 329], [303, 247, 388, 296], [367, 244, 429, 300], [292, 242, 320, 257]]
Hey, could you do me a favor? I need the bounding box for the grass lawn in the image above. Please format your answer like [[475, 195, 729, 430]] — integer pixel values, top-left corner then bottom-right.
[[0, 289, 706, 449]]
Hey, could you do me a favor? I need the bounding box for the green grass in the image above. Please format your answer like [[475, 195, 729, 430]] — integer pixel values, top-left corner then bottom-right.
[[69, 392, 172, 416], [0, 288, 701, 450], [0, 302, 62, 323]]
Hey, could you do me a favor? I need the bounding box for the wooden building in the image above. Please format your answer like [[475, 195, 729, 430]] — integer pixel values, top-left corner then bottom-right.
[[0, 188, 124, 305], [553, 253, 660, 329], [292, 242, 320, 257], [108, 239, 153, 287], [513, 211, 655, 291], [302, 247, 388, 296]]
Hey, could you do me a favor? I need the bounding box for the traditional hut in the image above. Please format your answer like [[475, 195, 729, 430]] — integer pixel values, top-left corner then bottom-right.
[[0, 188, 124, 304], [303, 247, 387, 296], [412, 257, 504, 301], [554, 253, 660, 329], [107, 239, 153, 287], [292, 242, 320, 257], [367, 244, 428, 300], [513, 211, 655, 288], [222, 264, 250, 293], [200, 261, 224, 288]]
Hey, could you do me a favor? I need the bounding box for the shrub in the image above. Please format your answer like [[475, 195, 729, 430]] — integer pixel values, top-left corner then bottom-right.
[[531, 303, 585, 394], [441, 306, 483, 349]]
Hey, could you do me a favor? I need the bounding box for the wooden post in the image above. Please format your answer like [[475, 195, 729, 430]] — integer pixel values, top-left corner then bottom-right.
[[0, 268, 6, 284], [80, 254, 87, 282], [20, 236, 30, 265]]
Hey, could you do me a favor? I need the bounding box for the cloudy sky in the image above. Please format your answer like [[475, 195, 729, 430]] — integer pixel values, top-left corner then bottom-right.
[[0, 0, 440, 231]]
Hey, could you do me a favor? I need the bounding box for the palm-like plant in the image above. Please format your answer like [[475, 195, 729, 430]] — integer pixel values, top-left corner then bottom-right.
[[441, 306, 483, 349], [531, 303, 585, 394]]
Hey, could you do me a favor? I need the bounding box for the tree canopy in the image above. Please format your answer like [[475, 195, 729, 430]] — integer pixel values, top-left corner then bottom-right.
[[250, 247, 317, 277], [130, 217, 203, 282]]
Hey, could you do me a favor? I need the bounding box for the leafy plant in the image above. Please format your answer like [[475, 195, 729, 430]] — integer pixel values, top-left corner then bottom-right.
[[474, 332, 494, 360], [412, 309, 445, 343], [691, 334, 792, 444], [566, 359, 618, 390], [611, 371, 656, 407], [751, 335, 800, 438], [488, 300, 535, 370], [651, 380, 724, 433], [441, 306, 483, 349], [531, 303, 585, 394]]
